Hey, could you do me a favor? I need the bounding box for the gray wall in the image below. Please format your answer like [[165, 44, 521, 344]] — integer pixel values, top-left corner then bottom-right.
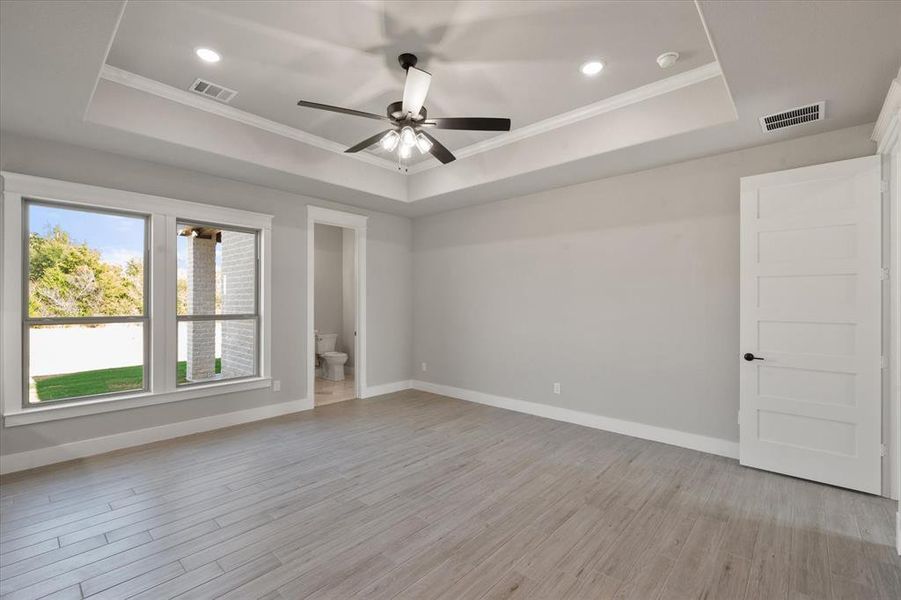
[[314, 223, 344, 347], [0, 122, 877, 457], [413, 123, 876, 444], [0, 131, 413, 456]]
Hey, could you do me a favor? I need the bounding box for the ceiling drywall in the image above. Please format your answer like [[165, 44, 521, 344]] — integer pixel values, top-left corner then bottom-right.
[[1, 1, 899, 217]]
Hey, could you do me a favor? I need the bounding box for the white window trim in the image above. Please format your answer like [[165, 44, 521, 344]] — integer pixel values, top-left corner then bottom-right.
[[1, 172, 273, 426]]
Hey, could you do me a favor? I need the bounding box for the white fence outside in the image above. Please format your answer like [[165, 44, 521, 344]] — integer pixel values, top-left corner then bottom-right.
[[29, 323, 221, 377]]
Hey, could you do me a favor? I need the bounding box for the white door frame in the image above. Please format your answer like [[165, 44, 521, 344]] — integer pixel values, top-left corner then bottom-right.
[[871, 66, 900, 552], [307, 205, 368, 404]]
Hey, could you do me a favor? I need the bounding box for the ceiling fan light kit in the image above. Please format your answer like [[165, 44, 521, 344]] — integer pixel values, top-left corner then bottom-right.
[[400, 126, 417, 148], [415, 133, 433, 153], [296, 53, 512, 168], [380, 130, 400, 152]]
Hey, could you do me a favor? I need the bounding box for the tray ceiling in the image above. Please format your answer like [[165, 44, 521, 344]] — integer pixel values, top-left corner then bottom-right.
[[105, 0, 715, 163]]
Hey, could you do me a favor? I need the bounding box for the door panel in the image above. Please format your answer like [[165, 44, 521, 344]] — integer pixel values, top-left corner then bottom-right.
[[757, 364, 855, 406], [758, 225, 857, 263], [740, 155, 882, 494]]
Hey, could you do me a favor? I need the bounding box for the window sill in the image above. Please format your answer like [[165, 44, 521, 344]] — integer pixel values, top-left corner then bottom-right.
[[2, 377, 272, 427]]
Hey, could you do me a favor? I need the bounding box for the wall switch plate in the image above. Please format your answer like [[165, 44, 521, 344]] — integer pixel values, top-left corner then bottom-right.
[[553, 382, 561, 394], [421, 362, 428, 372], [272, 380, 281, 392]]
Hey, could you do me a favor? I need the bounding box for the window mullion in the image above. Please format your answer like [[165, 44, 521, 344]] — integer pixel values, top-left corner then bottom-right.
[[153, 213, 175, 393]]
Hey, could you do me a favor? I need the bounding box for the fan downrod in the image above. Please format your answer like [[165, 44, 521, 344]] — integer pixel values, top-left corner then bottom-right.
[[398, 53, 418, 71]]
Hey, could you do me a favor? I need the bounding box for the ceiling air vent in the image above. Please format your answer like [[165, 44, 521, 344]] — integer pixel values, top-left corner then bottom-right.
[[759, 101, 824, 133], [189, 78, 237, 103]]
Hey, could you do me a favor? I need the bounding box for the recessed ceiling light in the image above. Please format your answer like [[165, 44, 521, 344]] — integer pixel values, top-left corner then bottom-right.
[[580, 60, 604, 76], [195, 48, 221, 63]]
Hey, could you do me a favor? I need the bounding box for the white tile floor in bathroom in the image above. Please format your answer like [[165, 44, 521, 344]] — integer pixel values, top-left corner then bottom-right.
[[315, 374, 356, 406]]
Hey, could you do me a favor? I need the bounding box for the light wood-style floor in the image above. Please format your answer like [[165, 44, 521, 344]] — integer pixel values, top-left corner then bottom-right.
[[1, 390, 899, 600], [314, 375, 355, 406]]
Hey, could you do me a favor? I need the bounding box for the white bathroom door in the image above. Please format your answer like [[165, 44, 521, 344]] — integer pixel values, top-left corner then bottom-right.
[[739, 155, 882, 494]]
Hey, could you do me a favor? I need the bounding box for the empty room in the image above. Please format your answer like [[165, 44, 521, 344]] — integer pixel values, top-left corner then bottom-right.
[[1, 1, 900, 598]]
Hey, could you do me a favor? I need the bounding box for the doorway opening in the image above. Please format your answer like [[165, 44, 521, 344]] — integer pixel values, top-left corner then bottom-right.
[[307, 206, 367, 406]]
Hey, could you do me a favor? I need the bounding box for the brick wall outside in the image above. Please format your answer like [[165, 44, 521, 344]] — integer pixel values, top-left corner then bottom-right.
[[220, 230, 257, 378], [186, 236, 216, 381]]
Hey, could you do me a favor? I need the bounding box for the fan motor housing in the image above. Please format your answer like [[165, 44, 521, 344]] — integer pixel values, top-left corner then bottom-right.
[[398, 53, 418, 70], [387, 100, 426, 122]]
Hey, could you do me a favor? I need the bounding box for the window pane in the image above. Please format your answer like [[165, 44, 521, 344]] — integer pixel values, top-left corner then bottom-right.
[[177, 319, 257, 385], [28, 323, 145, 403], [177, 224, 256, 315], [27, 203, 145, 318]]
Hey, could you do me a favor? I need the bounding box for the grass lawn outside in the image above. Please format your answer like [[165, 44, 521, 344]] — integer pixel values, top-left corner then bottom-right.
[[32, 359, 222, 401]]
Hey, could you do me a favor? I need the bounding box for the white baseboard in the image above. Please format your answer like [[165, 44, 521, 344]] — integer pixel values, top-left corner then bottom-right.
[[0, 398, 312, 475], [411, 380, 739, 459], [361, 380, 412, 399]]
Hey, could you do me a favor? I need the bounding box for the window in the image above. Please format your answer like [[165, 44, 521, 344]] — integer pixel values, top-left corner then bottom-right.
[[1, 172, 272, 425], [176, 222, 259, 385], [24, 201, 148, 404]]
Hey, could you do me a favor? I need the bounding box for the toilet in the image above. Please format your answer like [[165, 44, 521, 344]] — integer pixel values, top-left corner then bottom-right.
[[315, 332, 348, 381]]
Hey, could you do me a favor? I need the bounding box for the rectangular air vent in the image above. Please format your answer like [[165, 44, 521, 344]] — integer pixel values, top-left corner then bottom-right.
[[759, 101, 824, 133], [189, 78, 237, 103]]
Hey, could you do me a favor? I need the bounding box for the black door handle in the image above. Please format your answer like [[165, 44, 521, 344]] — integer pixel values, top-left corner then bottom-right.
[[744, 353, 764, 361]]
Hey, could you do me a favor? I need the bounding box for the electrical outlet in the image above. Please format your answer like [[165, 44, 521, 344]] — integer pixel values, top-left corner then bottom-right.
[[553, 382, 560, 395], [421, 362, 428, 372], [272, 380, 281, 392]]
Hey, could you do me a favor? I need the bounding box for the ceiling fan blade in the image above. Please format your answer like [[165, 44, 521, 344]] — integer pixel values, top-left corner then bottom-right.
[[422, 117, 511, 131], [345, 130, 393, 153], [418, 130, 455, 164], [297, 100, 388, 122], [401, 66, 431, 118]]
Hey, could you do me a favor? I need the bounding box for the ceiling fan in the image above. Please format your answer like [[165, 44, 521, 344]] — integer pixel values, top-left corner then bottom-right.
[[297, 53, 511, 166]]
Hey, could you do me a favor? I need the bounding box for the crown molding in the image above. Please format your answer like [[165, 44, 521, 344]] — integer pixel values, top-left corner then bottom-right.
[[407, 61, 724, 174], [101, 63, 724, 180], [99, 64, 400, 172], [872, 66, 901, 153]]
